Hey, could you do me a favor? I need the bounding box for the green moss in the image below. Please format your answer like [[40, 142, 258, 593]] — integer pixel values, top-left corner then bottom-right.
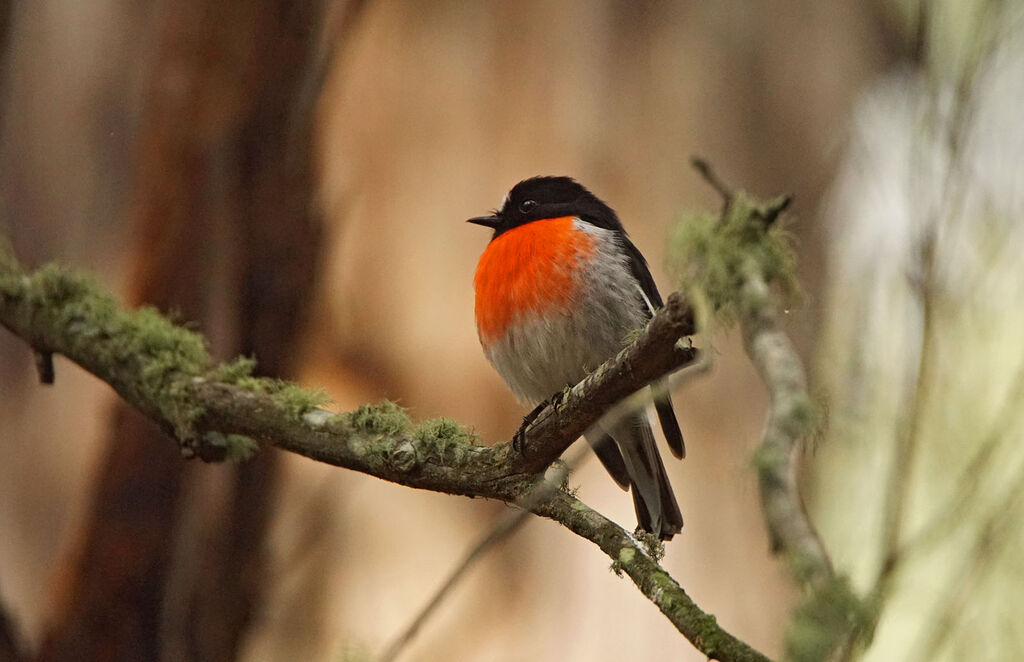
[[668, 192, 799, 326], [623, 327, 644, 344], [751, 394, 822, 472], [645, 569, 726, 656], [786, 576, 867, 662], [223, 433, 259, 461], [752, 441, 786, 472], [274, 383, 331, 420], [635, 530, 666, 562], [230, 375, 265, 391], [789, 394, 817, 431], [785, 551, 822, 587], [11, 265, 215, 438], [693, 610, 724, 656], [345, 400, 411, 436], [202, 431, 259, 461], [414, 417, 476, 446], [214, 360, 332, 421], [3, 260, 353, 458], [650, 569, 721, 641], [412, 417, 477, 465], [611, 547, 638, 577], [211, 356, 258, 383]]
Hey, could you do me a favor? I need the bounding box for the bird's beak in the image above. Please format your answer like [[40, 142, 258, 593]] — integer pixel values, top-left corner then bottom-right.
[[466, 214, 501, 228]]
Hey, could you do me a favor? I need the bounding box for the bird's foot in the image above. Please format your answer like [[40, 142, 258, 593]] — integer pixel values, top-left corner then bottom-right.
[[512, 398, 550, 454]]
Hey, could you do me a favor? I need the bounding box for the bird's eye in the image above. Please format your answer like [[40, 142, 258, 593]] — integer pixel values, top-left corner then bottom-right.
[[519, 200, 537, 213]]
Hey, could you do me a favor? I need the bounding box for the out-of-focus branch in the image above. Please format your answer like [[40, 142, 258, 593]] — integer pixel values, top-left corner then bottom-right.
[[379, 508, 533, 662], [0, 238, 767, 662], [684, 159, 864, 661], [687, 161, 821, 573], [883, 0, 1003, 566], [379, 447, 584, 662], [737, 260, 832, 585], [913, 458, 1024, 662]]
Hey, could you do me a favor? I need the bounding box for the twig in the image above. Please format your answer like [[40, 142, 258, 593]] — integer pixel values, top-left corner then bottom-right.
[[738, 258, 832, 583], [380, 448, 585, 662], [686, 161, 860, 660], [585, 343, 711, 444], [531, 490, 771, 662], [875, 0, 1011, 603], [691, 156, 734, 206], [378, 508, 532, 662], [876, 228, 937, 591], [689, 160, 833, 588]]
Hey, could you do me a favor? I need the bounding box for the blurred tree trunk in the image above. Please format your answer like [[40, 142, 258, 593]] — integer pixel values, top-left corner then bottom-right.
[[0, 585, 24, 662], [0, 1, 12, 76], [184, 3, 329, 660], [35, 2, 340, 661]]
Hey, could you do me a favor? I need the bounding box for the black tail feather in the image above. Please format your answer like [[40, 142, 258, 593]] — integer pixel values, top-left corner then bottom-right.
[[584, 432, 630, 490], [653, 382, 685, 459], [607, 415, 684, 540]]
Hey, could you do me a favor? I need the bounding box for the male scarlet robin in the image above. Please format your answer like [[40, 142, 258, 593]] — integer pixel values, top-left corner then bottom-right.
[[469, 176, 685, 540]]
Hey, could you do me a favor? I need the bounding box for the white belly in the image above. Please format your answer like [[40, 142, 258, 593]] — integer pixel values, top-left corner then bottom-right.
[[483, 224, 647, 405]]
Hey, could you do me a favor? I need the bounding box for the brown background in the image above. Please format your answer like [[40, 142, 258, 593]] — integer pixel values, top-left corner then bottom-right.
[[0, 2, 905, 660]]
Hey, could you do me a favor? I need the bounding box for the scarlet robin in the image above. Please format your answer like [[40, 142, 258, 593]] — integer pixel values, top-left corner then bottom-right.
[[469, 176, 685, 540]]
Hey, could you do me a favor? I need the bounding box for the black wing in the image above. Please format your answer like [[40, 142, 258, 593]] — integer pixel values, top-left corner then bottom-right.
[[619, 236, 664, 311], [618, 233, 686, 459]]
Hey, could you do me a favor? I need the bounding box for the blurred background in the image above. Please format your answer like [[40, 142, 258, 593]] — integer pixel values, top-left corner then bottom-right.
[[0, 1, 1021, 661]]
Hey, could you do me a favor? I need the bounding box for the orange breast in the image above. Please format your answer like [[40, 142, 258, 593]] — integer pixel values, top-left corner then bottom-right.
[[474, 216, 595, 344]]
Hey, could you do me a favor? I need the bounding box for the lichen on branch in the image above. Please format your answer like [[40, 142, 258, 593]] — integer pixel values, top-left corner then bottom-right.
[[668, 188, 798, 325], [0, 185, 779, 662], [671, 160, 866, 662], [0, 252, 328, 460]]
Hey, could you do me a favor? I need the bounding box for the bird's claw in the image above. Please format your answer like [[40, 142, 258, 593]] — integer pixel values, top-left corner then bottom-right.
[[512, 397, 551, 454], [512, 426, 527, 454]]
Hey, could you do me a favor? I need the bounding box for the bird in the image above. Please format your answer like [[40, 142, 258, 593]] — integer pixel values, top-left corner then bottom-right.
[[468, 176, 685, 540]]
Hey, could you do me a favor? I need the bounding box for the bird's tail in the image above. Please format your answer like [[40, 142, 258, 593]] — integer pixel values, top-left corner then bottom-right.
[[593, 412, 683, 541]]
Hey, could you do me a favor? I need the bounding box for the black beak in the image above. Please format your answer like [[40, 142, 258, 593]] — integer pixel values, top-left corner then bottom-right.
[[466, 214, 501, 229]]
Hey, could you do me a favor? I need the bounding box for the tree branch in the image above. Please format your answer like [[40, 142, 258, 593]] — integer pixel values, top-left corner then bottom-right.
[[0, 238, 769, 662], [687, 160, 863, 661], [532, 489, 772, 662], [739, 260, 832, 585]]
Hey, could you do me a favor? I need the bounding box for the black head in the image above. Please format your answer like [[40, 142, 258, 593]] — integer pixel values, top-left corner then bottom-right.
[[467, 176, 625, 238]]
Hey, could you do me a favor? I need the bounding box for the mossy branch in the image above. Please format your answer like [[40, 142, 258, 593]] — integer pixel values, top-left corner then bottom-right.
[[674, 159, 867, 662], [0, 237, 766, 662]]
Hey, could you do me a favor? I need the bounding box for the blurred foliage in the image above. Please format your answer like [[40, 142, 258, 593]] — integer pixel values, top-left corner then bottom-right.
[[810, 1, 1024, 660]]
